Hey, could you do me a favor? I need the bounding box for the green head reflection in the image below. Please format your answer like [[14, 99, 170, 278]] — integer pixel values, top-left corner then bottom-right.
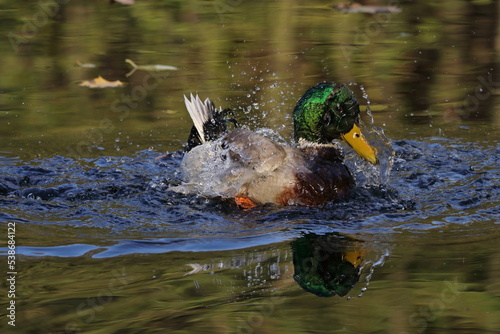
[[291, 233, 366, 297]]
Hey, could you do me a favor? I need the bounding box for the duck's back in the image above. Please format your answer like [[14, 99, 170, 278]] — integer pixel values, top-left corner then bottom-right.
[[172, 128, 354, 206]]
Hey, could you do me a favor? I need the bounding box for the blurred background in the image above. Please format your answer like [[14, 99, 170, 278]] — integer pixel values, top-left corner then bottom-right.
[[1, 0, 499, 159]]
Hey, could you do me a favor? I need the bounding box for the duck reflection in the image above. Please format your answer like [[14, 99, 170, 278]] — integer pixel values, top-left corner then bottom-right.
[[181, 231, 388, 299], [291, 233, 366, 297]]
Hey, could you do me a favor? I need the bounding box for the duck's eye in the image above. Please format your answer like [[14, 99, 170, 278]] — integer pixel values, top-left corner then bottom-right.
[[335, 104, 343, 114], [322, 113, 331, 125]]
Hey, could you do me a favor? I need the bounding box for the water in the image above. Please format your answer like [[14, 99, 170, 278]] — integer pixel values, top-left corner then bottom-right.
[[1, 128, 499, 333], [2, 134, 497, 239], [1, 1, 500, 333]]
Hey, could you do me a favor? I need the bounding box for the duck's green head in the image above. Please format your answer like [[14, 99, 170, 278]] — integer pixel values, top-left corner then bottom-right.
[[293, 82, 378, 164]]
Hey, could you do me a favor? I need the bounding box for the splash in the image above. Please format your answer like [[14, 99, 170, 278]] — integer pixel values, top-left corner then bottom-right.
[[168, 128, 291, 201], [343, 82, 395, 187], [349, 247, 391, 299]]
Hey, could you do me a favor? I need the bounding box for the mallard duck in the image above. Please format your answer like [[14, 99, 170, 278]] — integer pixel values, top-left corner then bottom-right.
[[169, 82, 378, 208]]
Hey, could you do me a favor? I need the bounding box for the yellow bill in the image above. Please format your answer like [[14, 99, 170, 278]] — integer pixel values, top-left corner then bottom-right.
[[342, 250, 367, 268], [340, 124, 379, 164]]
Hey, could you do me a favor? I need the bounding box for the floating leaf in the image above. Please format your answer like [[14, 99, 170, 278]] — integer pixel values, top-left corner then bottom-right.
[[75, 60, 97, 68], [110, 0, 135, 5], [79, 76, 124, 88], [334, 3, 402, 14], [125, 59, 178, 77]]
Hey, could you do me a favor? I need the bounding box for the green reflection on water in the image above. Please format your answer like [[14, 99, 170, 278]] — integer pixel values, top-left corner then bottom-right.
[[5, 230, 500, 334]]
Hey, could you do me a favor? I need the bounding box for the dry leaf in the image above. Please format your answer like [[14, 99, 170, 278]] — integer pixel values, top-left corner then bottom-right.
[[79, 76, 124, 88], [110, 0, 135, 5], [75, 60, 96, 68], [334, 3, 402, 14], [125, 59, 178, 77]]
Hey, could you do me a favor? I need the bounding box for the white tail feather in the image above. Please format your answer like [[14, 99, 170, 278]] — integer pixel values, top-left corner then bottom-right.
[[184, 94, 214, 144]]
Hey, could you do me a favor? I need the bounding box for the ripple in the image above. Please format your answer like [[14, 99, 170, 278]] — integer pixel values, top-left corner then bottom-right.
[[0, 139, 499, 257]]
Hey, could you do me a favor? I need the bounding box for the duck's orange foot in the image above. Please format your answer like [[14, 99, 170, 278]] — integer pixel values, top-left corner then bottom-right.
[[155, 154, 168, 160], [235, 196, 257, 209]]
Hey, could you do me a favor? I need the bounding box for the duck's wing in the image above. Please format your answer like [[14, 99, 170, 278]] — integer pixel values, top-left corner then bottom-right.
[[221, 128, 287, 174], [221, 129, 307, 205], [171, 128, 290, 200]]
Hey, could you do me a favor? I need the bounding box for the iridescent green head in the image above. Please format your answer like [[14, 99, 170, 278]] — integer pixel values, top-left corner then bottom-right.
[[293, 82, 359, 143], [293, 82, 379, 164]]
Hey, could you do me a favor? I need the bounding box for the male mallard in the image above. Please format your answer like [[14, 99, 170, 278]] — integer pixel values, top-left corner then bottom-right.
[[169, 82, 378, 207]]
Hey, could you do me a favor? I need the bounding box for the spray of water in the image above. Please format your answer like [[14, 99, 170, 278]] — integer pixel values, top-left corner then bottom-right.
[[344, 82, 395, 187], [348, 248, 391, 299]]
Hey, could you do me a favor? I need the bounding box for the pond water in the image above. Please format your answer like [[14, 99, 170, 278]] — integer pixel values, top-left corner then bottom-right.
[[1, 1, 500, 333]]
